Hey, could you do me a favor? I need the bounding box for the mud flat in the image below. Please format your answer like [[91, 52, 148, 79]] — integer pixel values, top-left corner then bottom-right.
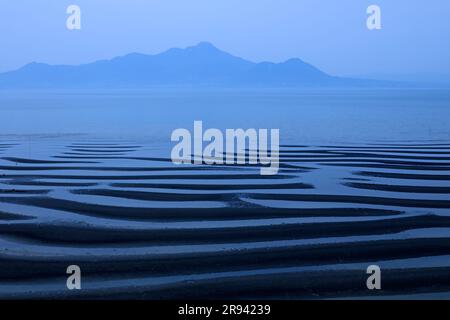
[[1, 141, 450, 299]]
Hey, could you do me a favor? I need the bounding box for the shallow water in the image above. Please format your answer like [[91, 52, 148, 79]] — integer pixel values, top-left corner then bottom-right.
[[1, 88, 450, 143], [1, 89, 450, 299]]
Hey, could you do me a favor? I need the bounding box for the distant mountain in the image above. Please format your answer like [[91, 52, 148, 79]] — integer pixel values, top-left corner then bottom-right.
[[0, 42, 392, 88]]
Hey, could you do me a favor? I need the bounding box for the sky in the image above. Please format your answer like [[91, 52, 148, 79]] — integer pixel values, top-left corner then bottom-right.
[[0, 0, 449, 76]]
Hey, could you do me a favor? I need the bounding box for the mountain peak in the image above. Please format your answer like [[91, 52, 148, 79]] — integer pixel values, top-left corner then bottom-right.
[[284, 58, 304, 64], [191, 42, 218, 50], [183, 42, 226, 54], [161, 42, 225, 58]]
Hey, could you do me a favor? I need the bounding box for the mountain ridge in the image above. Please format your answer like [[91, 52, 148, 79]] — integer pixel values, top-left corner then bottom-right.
[[0, 42, 391, 88]]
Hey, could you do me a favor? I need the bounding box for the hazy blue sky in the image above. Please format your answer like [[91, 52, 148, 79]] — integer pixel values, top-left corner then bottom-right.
[[0, 0, 449, 75]]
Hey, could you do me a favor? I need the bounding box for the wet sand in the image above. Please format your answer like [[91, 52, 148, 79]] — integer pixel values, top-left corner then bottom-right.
[[1, 140, 450, 299]]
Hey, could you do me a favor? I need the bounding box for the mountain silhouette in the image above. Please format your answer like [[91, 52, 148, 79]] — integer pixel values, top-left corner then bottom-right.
[[0, 42, 389, 88]]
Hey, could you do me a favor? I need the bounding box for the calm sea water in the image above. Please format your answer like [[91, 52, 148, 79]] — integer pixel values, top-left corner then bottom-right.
[[1, 88, 449, 144]]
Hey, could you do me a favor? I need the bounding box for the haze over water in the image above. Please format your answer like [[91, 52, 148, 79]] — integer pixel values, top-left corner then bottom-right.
[[2, 88, 450, 144]]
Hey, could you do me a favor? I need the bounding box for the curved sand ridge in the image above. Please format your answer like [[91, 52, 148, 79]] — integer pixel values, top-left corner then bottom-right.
[[1, 140, 450, 299]]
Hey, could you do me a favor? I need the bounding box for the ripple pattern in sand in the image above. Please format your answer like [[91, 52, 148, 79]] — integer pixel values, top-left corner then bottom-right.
[[1, 140, 450, 299]]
